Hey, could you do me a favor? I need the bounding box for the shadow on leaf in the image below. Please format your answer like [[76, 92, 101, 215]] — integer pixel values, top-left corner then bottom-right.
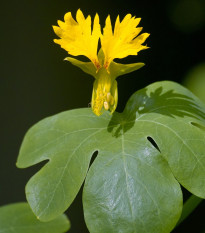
[[108, 84, 205, 137]]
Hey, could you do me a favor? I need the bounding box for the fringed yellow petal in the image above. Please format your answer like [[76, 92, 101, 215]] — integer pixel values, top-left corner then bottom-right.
[[114, 15, 120, 34], [52, 26, 63, 38], [133, 33, 150, 45], [93, 14, 100, 35], [101, 13, 149, 70], [104, 15, 113, 38], [53, 9, 101, 70], [57, 20, 65, 28], [91, 13, 101, 70], [76, 9, 85, 23]]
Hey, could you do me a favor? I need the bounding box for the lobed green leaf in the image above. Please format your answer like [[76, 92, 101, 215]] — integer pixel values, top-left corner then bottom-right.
[[16, 81, 205, 233], [0, 202, 70, 233]]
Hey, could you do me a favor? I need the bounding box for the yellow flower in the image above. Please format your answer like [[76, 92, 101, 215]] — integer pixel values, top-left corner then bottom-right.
[[53, 9, 149, 116], [101, 14, 150, 70], [53, 9, 101, 70]]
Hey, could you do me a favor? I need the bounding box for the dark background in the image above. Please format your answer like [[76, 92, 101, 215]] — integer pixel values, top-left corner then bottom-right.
[[1, 0, 205, 232]]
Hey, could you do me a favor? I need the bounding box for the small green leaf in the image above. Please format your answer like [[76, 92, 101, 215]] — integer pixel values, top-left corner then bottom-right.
[[16, 81, 205, 233], [0, 202, 70, 233]]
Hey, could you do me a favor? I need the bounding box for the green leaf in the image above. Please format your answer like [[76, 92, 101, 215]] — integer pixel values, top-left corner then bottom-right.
[[0, 202, 70, 233], [16, 81, 205, 233], [83, 139, 182, 233]]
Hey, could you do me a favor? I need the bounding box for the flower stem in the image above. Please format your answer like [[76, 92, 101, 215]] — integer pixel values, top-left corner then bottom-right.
[[176, 194, 203, 227]]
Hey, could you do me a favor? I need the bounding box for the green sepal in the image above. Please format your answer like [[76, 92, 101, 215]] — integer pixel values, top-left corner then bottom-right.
[[98, 48, 145, 78], [65, 50, 144, 81], [109, 61, 145, 78], [64, 57, 97, 78]]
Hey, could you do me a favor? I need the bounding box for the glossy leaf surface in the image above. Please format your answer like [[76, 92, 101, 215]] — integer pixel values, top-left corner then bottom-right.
[[17, 81, 205, 233]]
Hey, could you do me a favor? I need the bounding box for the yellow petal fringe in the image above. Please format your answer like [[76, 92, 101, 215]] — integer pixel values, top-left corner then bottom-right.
[[101, 14, 150, 70], [53, 9, 101, 70]]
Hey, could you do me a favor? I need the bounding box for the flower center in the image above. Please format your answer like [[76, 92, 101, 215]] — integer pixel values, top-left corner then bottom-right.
[[94, 91, 115, 116]]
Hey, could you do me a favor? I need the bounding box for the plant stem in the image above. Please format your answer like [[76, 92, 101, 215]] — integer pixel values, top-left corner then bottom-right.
[[176, 194, 203, 227]]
